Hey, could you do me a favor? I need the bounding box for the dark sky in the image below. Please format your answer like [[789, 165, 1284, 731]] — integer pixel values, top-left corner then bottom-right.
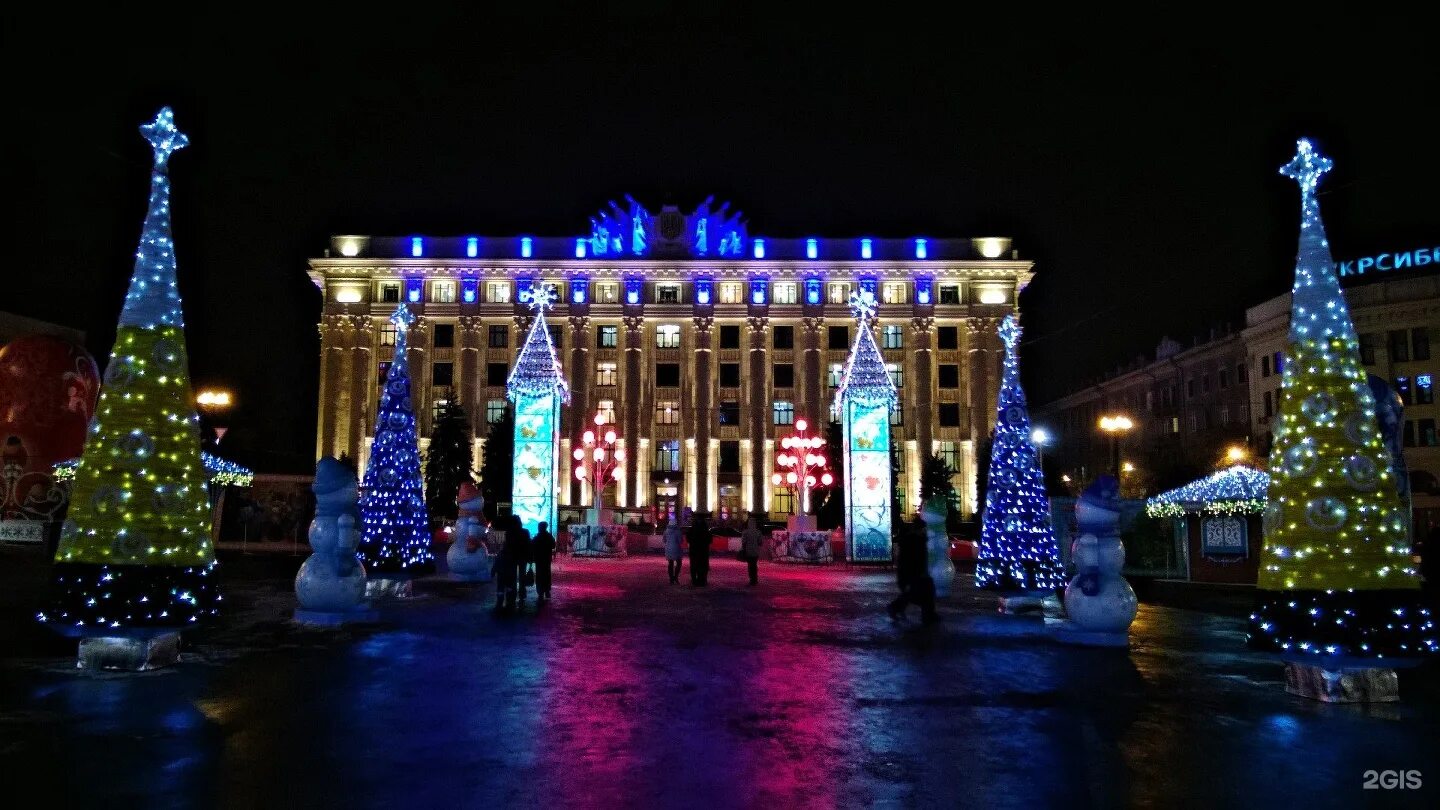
[[4, 12, 1436, 473]]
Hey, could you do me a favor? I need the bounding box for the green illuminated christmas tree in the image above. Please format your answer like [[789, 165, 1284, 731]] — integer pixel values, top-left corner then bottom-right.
[[1248, 140, 1434, 659], [40, 108, 219, 633]]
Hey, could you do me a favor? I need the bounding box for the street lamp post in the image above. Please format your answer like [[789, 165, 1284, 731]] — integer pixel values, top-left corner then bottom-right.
[[196, 388, 234, 446], [573, 411, 624, 525], [1030, 427, 1051, 480], [771, 418, 833, 532], [1097, 414, 1134, 476]]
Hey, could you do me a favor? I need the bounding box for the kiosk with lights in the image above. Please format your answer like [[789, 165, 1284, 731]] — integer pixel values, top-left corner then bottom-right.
[[507, 283, 569, 538], [39, 108, 218, 670], [570, 410, 627, 557], [357, 303, 435, 596], [835, 291, 897, 563], [977, 315, 1064, 609], [769, 418, 835, 563], [1247, 140, 1435, 700]]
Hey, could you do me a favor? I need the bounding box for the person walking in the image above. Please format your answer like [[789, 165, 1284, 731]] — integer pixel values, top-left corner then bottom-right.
[[888, 515, 939, 623], [510, 515, 534, 605], [687, 513, 713, 586], [491, 526, 521, 612], [663, 519, 685, 584], [533, 521, 556, 600], [741, 516, 763, 586]]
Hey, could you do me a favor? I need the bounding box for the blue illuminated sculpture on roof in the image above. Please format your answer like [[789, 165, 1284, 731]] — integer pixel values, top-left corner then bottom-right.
[[587, 196, 747, 258]]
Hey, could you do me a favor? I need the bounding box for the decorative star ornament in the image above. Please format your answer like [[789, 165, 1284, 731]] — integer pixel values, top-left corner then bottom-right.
[[998, 313, 1021, 351], [848, 289, 879, 322], [1279, 138, 1332, 195], [390, 303, 416, 332], [520, 282, 558, 314], [140, 107, 189, 170]]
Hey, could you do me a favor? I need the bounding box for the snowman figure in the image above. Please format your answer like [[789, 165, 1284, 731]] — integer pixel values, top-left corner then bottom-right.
[[295, 456, 369, 617], [448, 481, 492, 582], [921, 496, 955, 598], [1057, 475, 1136, 646]]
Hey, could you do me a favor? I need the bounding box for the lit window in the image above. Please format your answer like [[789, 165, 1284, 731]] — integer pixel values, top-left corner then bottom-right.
[[771, 486, 795, 516], [890, 401, 903, 426], [432, 398, 449, 423], [595, 362, 617, 386], [488, 325, 509, 348], [978, 287, 1007, 305], [656, 400, 680, 425], [719, 283, 744, 304], [380, 326, 397, 347], [654, 440, 681, 472], [335, 286, 363, 304], [828, 363, 844, 388], [882, 283, 907, 304], [598, 325, 618, 348], [772, 283, 797, 304], [595, 283, 619, 303], [486, 281, 511, 303], [887, 363, 903, 388], [939, 441, 959, 470], [657, 284, 681, 304], [486, 399, 507, 423], [773, 401, 795, 425], [656, 324, 681, 349], [827, 283, 852, 304], [883, 325, 904, 350], [597, 399, 616, 425], [432, 281, 456, 303]]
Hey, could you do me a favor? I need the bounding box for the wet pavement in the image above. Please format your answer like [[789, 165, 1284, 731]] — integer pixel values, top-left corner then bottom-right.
[[3, 553, 1438, 809]]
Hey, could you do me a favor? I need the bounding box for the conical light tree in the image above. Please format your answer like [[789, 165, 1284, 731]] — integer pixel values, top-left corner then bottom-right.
[[1249, 140, 1435, 658], [835, 289, 897, 562], [41, 108, 219, 633], [977, 315, 1063, 591], [357, 304, 435, 576], [507, 282, 569, 535]]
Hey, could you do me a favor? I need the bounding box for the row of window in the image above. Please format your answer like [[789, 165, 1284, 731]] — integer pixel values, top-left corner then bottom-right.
[[371, 280, 991, 307], [1360, 328, 1432, 365]]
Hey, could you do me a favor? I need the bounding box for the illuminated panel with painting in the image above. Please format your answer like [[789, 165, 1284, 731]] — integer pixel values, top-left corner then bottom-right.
[[507, 283, 570, 534], [835, 290, 898, 562]]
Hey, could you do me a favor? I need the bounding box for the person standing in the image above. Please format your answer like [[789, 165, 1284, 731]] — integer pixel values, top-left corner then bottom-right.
[[687, 513, 713, 586], [533, 521, 556, 600], [492, 527, 521, 612], [741, 517, 763, 586], [510, 515, 534, 605], [663, 519, 685, 584], [888, 515, 940, 623]]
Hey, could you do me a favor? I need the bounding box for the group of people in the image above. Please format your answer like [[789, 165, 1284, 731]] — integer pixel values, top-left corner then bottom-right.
[[490, 516, 556, 613], [661, 515, 765, 586]]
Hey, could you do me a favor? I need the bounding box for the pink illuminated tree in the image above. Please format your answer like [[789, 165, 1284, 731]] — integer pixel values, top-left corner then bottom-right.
[[772, 418, 833, 531], [573, 411, 624, 523]]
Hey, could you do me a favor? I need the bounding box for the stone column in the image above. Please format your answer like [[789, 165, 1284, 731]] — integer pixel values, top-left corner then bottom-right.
[[747, 316, 769, 517], [346, 316, 376, 463], [911, 317, 935, 458], [693, 317, 714, 514], [622, 315, 645, 508], [317, 315, 350, 461], [458, 316, 483, 436], [802, 316, 824, 427], [568, 315, 592, 506], [966, 317, 992, 444], [406, 317, 431, 437]]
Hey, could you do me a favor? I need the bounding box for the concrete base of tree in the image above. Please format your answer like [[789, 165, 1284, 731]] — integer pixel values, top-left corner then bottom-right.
[[293, 608, 379, 626], [1050, 620, 1129, 648], [365, 577, 414, 599], [77, 630, 181, 671], [1284, 662, 1400, 703]]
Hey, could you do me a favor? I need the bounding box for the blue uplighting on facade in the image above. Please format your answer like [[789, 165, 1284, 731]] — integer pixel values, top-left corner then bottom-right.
[[751, 280, 767, 306], [570, 279, 588, 305], [695, 278, 713, 306], [406, 278, 422, 303], [806, 239, 818, 260], [462, 277, 478, 303], [625, 277, 642, 305], [520, 237, 533, 258], [466, 237, 479, 258], [575, 238, 587, 259], [859, 278, 877, 297], [915, 278, 933, 305], [805, 278, 822, 306], [410, 237, 423, 257], [753, 238, 766, 259], [915, 238, 928, 259], [860, 238, 873, 259]]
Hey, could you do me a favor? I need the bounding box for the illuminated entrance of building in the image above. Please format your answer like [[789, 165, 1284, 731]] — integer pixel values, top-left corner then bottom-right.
[[653, 484, 679, 522]]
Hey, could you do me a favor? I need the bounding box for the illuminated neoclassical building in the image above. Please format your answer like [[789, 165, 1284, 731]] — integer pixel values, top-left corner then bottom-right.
[[308, 198, 1032, 521]]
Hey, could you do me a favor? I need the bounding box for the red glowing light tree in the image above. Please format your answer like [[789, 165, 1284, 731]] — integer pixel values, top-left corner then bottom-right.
[[771, 418, 833, 531], [573, 411, 624, 523]]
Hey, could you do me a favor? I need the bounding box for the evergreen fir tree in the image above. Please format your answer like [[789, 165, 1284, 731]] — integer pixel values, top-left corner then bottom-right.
[[423, 396, 474, 523], [1248, 140, 1434, 658], [976, 315, 1063, 592], [356, 304, 434, 576], [920, 454, 961, 518], [480, 405, 514, 524], [814, 419, 845, 530], [41, 108, 219, 632]]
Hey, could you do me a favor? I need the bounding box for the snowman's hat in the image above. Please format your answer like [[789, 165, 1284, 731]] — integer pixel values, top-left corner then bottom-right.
[[458, 481, 481, 504]]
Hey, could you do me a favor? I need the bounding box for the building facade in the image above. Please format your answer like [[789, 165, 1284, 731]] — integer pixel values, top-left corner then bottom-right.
[[308, 199, 1032, 522]]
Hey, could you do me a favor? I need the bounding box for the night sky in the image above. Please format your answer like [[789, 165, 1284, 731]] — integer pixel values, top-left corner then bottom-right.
[[4, 13, 1435, 473]]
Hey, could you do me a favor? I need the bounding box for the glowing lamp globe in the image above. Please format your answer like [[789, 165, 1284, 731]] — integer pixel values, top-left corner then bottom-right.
[[573, 448, 585, 461], [593, 448, 605, 461], [614, 448, 625, 461], [583, 430, 595, 444], [575, 467, 587, 480], [593, 413, 605, 426], [604, 430, 616, 444], [806, 476, 816, 486], [795, 418, 808, 432], [811, 437, 823, 448], [821, 473, 833, 486], [612, 468, 622, 480], [772, 473, 782, 485], [786, 472, 798, 484]]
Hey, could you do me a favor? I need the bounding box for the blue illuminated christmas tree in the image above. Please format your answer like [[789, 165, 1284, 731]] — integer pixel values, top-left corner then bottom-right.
[[357, 304, 435, 576], [976, 315, 1063, 591], [40, 108, 220, 633], [1248, 140, 1434, 658]]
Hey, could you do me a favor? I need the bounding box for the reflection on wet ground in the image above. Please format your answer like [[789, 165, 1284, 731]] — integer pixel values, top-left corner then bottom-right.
[[2, 555, 1437, 808]]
